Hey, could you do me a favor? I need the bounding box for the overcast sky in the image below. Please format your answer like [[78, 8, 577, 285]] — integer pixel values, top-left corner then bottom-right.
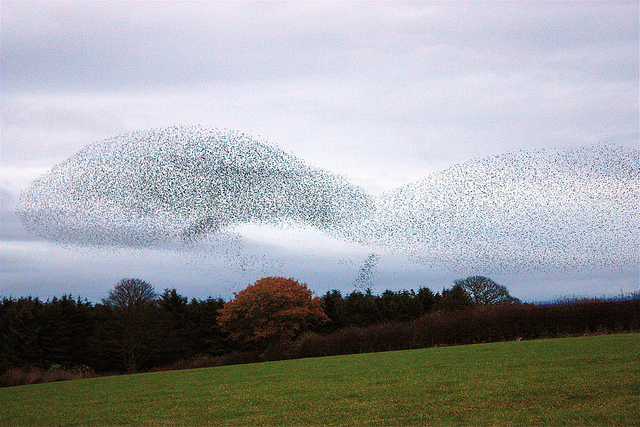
[[1, 1, 638, 303]]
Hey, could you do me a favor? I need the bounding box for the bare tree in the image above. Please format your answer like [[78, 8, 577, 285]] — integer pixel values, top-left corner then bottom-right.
[[103, 278, 157, 310], [97, 279, 162, 373], [454, 276, 520, 306]]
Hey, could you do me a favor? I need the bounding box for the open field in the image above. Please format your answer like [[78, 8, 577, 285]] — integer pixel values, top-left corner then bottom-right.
[[1, 333, 638, 426]]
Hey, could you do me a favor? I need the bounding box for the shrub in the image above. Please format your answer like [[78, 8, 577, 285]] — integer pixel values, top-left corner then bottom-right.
[[0, 365, 96, 388]]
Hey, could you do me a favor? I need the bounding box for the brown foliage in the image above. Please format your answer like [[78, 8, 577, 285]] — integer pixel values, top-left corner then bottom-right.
[[218, 277, 328, 344], [291, 296, 640, 359], [0, 365, 96, 388]]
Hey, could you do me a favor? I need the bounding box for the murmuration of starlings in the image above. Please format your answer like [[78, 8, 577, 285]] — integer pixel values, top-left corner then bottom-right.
[[17, 125, 639, 273]]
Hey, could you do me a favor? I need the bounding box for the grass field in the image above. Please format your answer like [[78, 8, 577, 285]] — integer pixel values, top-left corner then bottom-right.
[[1, 333, 638, 426]]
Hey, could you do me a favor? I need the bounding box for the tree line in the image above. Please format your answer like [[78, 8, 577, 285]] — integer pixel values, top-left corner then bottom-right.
[[1, 276, 638, 387]]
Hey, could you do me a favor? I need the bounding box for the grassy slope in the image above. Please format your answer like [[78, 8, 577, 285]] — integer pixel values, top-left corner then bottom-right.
[[1, 333, 638, 426]]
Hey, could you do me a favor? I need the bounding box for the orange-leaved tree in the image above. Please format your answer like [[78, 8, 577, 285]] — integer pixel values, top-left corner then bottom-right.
[[218, 277, 328, 344]]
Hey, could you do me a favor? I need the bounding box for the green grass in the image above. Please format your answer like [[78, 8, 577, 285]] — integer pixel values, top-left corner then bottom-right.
[[1, 333, 638, 426]]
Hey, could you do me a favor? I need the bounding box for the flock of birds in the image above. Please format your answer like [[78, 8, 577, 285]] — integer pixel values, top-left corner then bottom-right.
[[17, 125, 639, 274]]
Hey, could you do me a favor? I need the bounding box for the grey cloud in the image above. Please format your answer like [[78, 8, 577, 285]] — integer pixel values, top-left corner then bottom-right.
[[2, 2, 636, 92], [0, 188, 38, 242]]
